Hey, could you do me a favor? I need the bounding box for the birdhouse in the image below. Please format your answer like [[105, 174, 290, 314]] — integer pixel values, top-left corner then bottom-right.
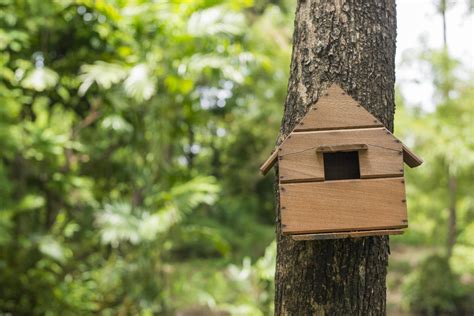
[[260, 84, 422, 240]]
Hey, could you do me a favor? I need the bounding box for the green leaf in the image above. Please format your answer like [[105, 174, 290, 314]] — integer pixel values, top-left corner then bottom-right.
[[78, 61, 128, 96], [95, 202, 141, 247], [101, 115, 133, 133], [18, 194, 45, 211], [38, 236, 70, 264], [188, 6, 246, 36], [22, 68, 58, 91], [123, 64, 156, 101]]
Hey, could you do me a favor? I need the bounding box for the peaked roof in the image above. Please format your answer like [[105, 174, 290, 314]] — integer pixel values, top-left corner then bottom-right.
[[295, 84, 384, 131], [260, 83, 423, 175]]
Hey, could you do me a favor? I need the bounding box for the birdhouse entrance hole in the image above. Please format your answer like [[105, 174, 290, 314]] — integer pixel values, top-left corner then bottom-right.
[[323, 151, 360, 181]]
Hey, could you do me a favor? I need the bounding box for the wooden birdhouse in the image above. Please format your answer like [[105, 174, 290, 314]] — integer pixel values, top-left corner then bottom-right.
[[260, 84, 423, 240]]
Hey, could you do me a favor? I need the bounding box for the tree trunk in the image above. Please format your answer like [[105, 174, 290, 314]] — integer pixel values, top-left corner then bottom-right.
[[439, 0, 457, 259], [274, 1, 397, 315], [447, 168, 457, 258]]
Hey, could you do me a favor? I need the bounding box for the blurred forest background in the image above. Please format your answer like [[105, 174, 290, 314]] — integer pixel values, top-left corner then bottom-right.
[[0, 0, 472, 315]]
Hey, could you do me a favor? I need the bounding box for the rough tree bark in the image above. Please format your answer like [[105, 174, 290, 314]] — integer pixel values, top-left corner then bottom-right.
[[274, 1, 397, 315]]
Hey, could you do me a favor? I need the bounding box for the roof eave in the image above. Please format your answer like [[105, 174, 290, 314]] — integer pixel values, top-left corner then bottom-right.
[[402, 144, 423, 168], [260, 149, 278, 175]]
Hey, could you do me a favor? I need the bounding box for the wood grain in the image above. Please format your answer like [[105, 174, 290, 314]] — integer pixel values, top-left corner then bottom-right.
[[294, 84, 384, 132], [279, 128, 403, 182], [291, 229, 404, 241], [402, 144, 423, 168], [316, 143, 368, 153], [280, 177, 408, 234], [260, 149, 278, 175]]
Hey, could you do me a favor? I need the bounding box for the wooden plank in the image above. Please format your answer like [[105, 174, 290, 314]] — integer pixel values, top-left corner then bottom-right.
[[291, 229, 404, 241], [402, 144, 423, 168], [280, 177, 407, 234], [294, 84, 384, 132], [316, 143, 368, 153], [280, 177, 324, 184], [260, 149, 278, 175], [279, 128, 403, 182]]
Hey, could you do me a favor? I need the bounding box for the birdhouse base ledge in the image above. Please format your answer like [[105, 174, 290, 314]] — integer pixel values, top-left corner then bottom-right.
[[291, 228, 404, 241]]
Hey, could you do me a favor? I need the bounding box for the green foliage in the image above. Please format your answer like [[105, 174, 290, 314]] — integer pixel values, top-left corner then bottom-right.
[[402, 255, 466, 315], [394, 34, 474, 315], [165, 241, 275, 315], [0, 0, 291, 314], [396, 49, 474, 248]]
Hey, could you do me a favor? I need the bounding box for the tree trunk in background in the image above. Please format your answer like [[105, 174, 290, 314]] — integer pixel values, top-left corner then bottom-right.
[[275, 1, 397, 314], [447, 168, 457, 258], [439, 0, 457, 259]]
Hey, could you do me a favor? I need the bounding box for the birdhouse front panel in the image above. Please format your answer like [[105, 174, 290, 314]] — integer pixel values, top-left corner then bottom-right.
[[280, 178, 407, 234], [278, 128, 404, 183], [260, 84, 422, 240]]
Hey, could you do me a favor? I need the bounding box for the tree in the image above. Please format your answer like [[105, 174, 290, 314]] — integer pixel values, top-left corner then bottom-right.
[[274, 1, 397, 314], [437, 0, 457, 258]]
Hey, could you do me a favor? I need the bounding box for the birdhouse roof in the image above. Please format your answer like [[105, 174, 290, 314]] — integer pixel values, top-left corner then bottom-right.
[[260, 84, 423, 175]]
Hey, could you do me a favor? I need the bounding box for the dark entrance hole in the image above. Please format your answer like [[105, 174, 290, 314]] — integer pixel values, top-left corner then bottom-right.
[[323, 151, 361, 181]]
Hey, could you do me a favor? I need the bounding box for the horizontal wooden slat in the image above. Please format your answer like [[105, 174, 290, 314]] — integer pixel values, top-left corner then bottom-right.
[[280, 177, 408, 234], [279, 128, 403, 182], [294, 84, 384, 132], [316, 143, 368, 153], [291, 229, 404, 240], [280, 177, 324, 184]]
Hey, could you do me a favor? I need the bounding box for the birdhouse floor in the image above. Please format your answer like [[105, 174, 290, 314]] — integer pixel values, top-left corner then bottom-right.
[[291, 228, 404, 241]]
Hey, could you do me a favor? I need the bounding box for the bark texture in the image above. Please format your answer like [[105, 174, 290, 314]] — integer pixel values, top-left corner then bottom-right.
[[275, 1, 397, 315]]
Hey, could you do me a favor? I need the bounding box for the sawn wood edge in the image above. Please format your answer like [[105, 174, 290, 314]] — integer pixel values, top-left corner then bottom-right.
[[291, 229, 405, 241]]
